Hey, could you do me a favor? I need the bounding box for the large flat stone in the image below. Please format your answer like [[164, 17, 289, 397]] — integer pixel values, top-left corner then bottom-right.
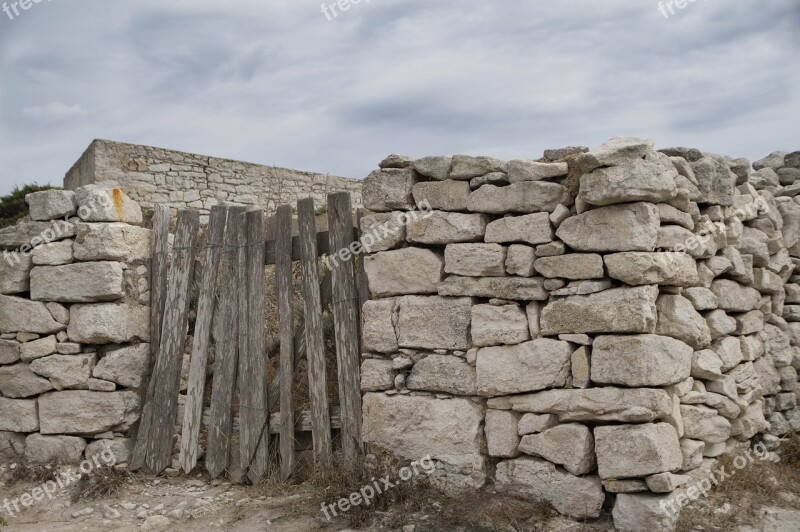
[[396, 296, 472, 350], [361, 299, 398, 354], [579, 154, 678, 207], [540, 285, 658, 335], [0, 219, 75, 250], [605, 252, 698, 286], [0, 363, 54, 398], [495, 457, 605, 519], [406, 211, 488, 244], [406, 354, 477, 396], [30, 262, 125, 303], [680, 405, 732, 444], [507, 160, 568, 183], [518, 423, 595, 475], [591, 334, 693, 387], [30, 353, 97, 390], [38, 390, 140, 435], [484, 213, 553, 245], [439, 276, 548, 301], [655, 294, 713, 349], [364, 248, 443, 297], [575, 137, 654, 173], [67, 303, 150, 344], [444, 244, 506, 277], [556, 203, 660, 252], [359, 211, 407, 252], [467, 182, 567, 214], [534, 254, 604, 280], [0, 397, 39, 432], [363, 168, 419, 211], [412, 180, 470, 211], [595, 423, 682, 479], [471, 304, 530, 347], [72, 223, 152, 262], [0, 295, 65, 334], [0, 252, 32, 294], [612, 493, 681, 532], [92, 344, 150, 389], [507, 387, 673, 422], [26, 190, 77, 221], [0, 339, 21, 364], [710, 280, 761, 312], [24, 433, 86, 464], [690, 155, 737, 206], [476, 339, 573, 396], [75, 185, 143, 223]]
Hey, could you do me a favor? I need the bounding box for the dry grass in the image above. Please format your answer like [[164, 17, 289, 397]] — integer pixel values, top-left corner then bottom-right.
[[5, 463, 57, 487], [677, 434, 800, 531], [70, 467, 131, 502]]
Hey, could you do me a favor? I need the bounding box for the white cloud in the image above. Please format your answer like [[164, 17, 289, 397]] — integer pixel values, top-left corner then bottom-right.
[[21, 102, 87, 119]]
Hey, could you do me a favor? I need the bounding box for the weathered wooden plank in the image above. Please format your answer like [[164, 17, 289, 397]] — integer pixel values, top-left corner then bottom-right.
[[145, 210, 200, 474], [206, 206, 247, 478], [354, 208, 371, 358], [201, 406, 342, 435], [297, 198, 332, 464], [240, 210, 270, 483], [327, 193, 363, 463], [274, 205, 296, 480], [130, 204, 170, 471], [264, 228, 359, 265], [179, 206, 228, 474]]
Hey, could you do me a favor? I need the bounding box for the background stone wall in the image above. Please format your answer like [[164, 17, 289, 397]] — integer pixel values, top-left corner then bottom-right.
[[0, 187, 152, 467], [359, 140, 800, 527], [64, 139, 363, 221]]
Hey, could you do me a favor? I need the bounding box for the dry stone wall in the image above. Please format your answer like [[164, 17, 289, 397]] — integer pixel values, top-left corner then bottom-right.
[[359, 140, 800, 527], [0, 186, 152, 466], [64, 139, 363, 221]]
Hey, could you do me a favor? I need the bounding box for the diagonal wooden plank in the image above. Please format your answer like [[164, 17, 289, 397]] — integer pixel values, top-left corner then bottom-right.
[[179, 205, 228, 474], [297, 198, 332, 465], [206, 206, 247, 478], [274, 204, 296, 480], [327, 192, 363, 463], [145, 209, 200, 474], [131, 204, 170, 471], [240, 209, 270, 483]]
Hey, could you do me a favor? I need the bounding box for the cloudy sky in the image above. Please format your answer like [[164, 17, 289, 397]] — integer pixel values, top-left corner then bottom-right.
[[0, 0, 798, 195]]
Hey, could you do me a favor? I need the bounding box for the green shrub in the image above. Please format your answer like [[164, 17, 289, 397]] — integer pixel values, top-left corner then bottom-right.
[[0, 183, 60, 229]]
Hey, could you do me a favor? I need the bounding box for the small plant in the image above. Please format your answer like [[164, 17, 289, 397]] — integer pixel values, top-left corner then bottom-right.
[[0, 514, 7, 528], [71, 467, 130, 502]]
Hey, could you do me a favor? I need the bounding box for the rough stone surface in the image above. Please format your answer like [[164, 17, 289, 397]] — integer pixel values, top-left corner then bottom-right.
[[579, 155, 678, 207], [412, 156, 452, 180], [556, 202, 660, 252], [476, 339, 573, 396], [484, 213, 553, 245], [591, 334, 693, 387], [0, 363, 54, 398], [505, 245, 536, 277], [710, 280, 761, 312], [507, 160, 568, 183], [575, 137, 654, 173], [364, 247, 443, 297], [67, 303, 150, 344], [595, 423, 682, 479], [396, 296, 472, 351], [605, 252, 698, 286], [30, 353, 97, 390], [0, 295, 65, 334], [362, 168, 418, 211], [683, 287, 718, 310], [656, 294, 713, 349], [517, 414, 559, 435], [406, 354, 477, 396], [485, 410, 521, 458], [72, 223, 152, 262], [362, 299, 398, 354], [471, 304, 529, 347], [540, 285, 658, 335], [0, 252, 32, 294], [0, 398, 39, 432], [26, 190, 78, 221], [518, 423, 595, 475], [407, 211, 488, 244], [360, 359, 394, 392], [612, 493, 680, 532], [92, 344, 150, 389], [534, 254, 604, 280], [359, 211, 407, 252], [439, 276, 548, 301], [412, 180, 470, 211], [467, 182, 567, 214], [30, 262, 125, 303], [0, 339, 21, 364], [24, 433, 86, 464], [31, 239, 75, 266], [444, 244, 506, 277], [75, 185, 143, 223], [680, 405, 732, 443], [38, 390, 140, 435]]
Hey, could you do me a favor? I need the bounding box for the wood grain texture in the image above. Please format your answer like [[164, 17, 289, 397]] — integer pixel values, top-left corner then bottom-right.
[[206, 206, 247, 478], [201, 406, 342, 436], [274, 205, 296, 480], [264, 229, 358, 265], [327, 193, 363, 462], [179, 205, 228, 474], [240, 209, 270, 483], [297, 198, 332, 465], [130, 204, 170, 471], [145, 210, 200, 474]]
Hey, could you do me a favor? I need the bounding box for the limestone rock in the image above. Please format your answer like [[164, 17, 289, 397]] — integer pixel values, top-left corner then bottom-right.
[[72, 223, 152, 262], [575, 137, 654, 173], [412, 180, 470, 211], [38, 390, 140, 435], [30, 262, 125, 303], [484, 213, 553, 245], [439, 276, 548, 301], [30, 353, 97, 390], [31, 239, 74, 266], [0, 431, 26, 460], [362, 168, 418, 211], [444, 244, 506, 277], [690, 155, 737, 206], [85, 438, 133, 464], [364, 248, 443, 297], [679, 438, 705, 471], [591, 334, 693, 387], [396, 296, 472, 351], [359, 212, 407, 252], [605, 252, 698, 286], [505, 245, 536, 277], [713, 337, 743, 372], [0, 363, 54, 398], [467, 182, 567, 214], [360, 359, 394, 392], [412, 156, 452, 180], [0, 252, 32, 294], [683, 287, 718, 311], [518, 413, 559, 435], [0, 339, 21, 364], [451, 155, 507, 180], [476, 339, 572, 396], [556, 202, 660, 252], [579, 155, 678, 207], [0, 295, 65, 334], [67, 303, 149, 344], [496, 457, 605, 519], [612, 493, 680, 532], [362, 299, 398, 354], [507, 160, 568, 183], [485, 410, 521, 458], [24, 433, 86, 464], [0, 219, 75, 249], [534, 254, 604, 280], [680, 405, 732, 443], [595, 423, 682, 479], [658, 203, 695, 230], [518, 423, 595, 475], [571, 346, 591, 389], [710, 280, 761, 312], [0, 398, 39, 432], [75, 185, 143, 223], [406, 354, 477, 396], [646, 472, 691, 493], [92, 344, 149, 389], [471, 304, 529, 347], [656, 294, 712, 349], [407, 211, 488, 244], [705, 309, 737, 339], [26, 190, 77, 221], [753, 151, 787, 171], [19, 335, 58, 362], [508, 387, 673, 423], [540, 285, 658, 335], [692, 350, 724, 381]]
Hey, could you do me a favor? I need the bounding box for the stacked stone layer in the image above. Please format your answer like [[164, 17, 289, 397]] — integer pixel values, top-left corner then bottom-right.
[[0, 186, 151, 466], [359, 142, 800, 526]]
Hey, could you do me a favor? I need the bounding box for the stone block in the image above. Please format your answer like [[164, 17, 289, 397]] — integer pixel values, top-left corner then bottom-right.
[[0, 363, 54, 398], [0, 398, 39, 432], [92, 344, 149, 389], [396, 296, 472, 351], [0, 295, 65, 334], [467, 182, 567, 214], [362, 299, 398, 354], [439, 276, 548, 301], [412, 180, 470, 211], [476, 339, 573, 396], [38, 390, 140, 435], [67, 303, 149, 344], [360, 359, 394, 392], [0, 252, 32, 294], [364, 248, 443, 297], [24, 433, 86, 464], [595, 423, 682, 479], [534, 254, 604, 280], [518, 423, 595, 475], [591, 334, 693, 387], [72, 223, 152, 262], [26, 190, 77, 221], [484, 213, 553, 245], [444, 244, 506, 277], [471, 304, 529, 347], [30, 262, 125, 303], [406, 354, 477, 395], [485, 410, 521, 458], [605, 252, 698, 286], [556, 202, 660, 252], [75, 185, 143, 223]]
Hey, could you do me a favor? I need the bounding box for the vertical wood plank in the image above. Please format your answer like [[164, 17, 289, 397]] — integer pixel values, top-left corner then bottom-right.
[[327, 193, 363, 462], [297, 198, 332, 464], [240, 209, 270, 482], [179, 206, 228, 473], [130, 204, 170, 471], [145, 210, 200, 474], [274, 205, 296, 480], [206, 206, 247, 478]]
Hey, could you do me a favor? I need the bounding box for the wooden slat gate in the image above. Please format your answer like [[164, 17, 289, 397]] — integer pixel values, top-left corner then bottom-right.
[[132, 192, 367, 481]]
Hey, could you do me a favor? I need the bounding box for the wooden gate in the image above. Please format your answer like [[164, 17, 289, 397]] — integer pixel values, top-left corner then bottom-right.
[[131, 192, 367, 481]]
